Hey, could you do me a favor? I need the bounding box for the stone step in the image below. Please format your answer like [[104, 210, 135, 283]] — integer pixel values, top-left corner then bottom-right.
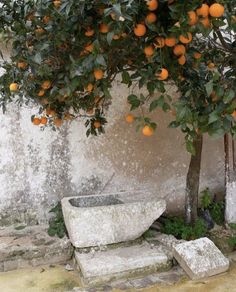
[[75, 241, 172, 286], [0, 225, 73, 272]]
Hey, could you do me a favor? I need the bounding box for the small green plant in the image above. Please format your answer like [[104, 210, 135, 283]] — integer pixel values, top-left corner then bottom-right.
[[228, 236, 236, 250], [161, 217, 207, 241], [48, 202, 67, 238], [200, 188, 225, 225], [229, 223, 236, 230]]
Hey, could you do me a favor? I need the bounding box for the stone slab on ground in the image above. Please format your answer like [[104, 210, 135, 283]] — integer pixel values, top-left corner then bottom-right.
[[0, 225, 73, 272], [173, 237, 229, 280], [75, 241, 172, 285]]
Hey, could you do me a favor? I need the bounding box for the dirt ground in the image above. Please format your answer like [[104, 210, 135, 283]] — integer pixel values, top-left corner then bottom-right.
[[0, 262, 236, 292]]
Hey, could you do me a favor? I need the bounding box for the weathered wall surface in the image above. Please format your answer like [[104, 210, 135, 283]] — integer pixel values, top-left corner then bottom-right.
[[0, 45, 225, 226]]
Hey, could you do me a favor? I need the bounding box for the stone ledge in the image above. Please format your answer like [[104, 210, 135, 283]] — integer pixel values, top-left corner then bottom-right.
[[0, 225, 73, 272]]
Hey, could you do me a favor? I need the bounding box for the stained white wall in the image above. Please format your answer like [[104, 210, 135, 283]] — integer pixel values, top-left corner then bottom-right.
[[0, 45, 225, 226]]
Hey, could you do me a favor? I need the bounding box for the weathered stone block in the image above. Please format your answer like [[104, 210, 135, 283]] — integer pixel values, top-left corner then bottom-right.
[[75, 241, 171, 285], [62, 194, 166, 248], [173, 237, 229, 280]]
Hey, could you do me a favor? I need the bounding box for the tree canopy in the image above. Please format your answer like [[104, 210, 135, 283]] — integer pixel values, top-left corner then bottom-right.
[[0, 0, 235, 153]]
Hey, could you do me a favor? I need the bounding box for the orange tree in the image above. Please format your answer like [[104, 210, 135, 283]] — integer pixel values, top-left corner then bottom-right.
[[0, 0, 235, 224]]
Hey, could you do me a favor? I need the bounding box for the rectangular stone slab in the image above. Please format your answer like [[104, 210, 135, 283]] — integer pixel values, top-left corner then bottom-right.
[[173, 237, 229, 280], [75, 242, 171, 285]]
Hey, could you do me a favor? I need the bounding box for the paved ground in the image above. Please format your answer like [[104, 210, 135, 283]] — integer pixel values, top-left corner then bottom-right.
[[0, 260, 235, 292]]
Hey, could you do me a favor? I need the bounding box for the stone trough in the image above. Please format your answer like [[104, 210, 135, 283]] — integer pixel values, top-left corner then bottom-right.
[[61, 193, 166, 248]]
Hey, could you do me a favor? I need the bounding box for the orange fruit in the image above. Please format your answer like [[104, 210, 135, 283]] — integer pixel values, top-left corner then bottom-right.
[[209, 3, 224, 17], [32, 117, 41, 125], [84, 43, 94, 53], [173, 44, 186, 56], [200, 17, 211, 27], [179, 32, 192, 44], [87, 108, 94, 115], [112, 34, 121, 40], [207, 62, 215, 69], [144, 46, 154, 57], [196, 4, 209, 17], [188, 11, 198, 26], [126, 114, 134, 123], [165, 36, 176, 47], [193, 52, 202, 59], [53, 1, 61, 8], [85, 83, 94, 92], [46, 108, 56, 116], [64, 112, 73, 120], [134, 24, 147, 37], [142, 125, 154, 136], [94, 69, 104, 80], [37, 89, 45, 97], [154, 36, 165, 48], [231, 110, 236, 119], [40, 116, 48, 125], [41, 80, 52, 90], [54, 118, 63, 127], [178, 55, 186, 65], [145, 12, 157, 24], [94, 121, 101, 128], [42, 16, 50, 24], [99, 23, 109, 33], [156, 68, 169, 80], [146, 0, 158, 11], [85, 28, 95, 37], [9, 83, 18, 92], [17, 62, 27, 69], [35, 27, 45, 34]]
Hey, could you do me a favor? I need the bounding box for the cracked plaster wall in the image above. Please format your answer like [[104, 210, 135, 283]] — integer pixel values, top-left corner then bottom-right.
[[0, 45, 225, 226]]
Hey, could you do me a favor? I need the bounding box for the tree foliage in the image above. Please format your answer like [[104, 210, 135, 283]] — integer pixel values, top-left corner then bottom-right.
[[0, 0, 235, 151]]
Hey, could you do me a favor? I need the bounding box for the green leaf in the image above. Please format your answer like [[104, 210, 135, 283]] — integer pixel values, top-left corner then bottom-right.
[[186, 140, 196, 155], [128, 94, 140, 110], [205, 81, 213, 96], [149, 99, 159, 112], [122, 71, 130, 84]]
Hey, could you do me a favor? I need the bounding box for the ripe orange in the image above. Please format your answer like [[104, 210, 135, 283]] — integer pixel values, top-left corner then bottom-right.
[[193, 52, 202, 59], [54, 118, 63, 127], [165, 36, 176, 47], [94, 121, 101, 128], [85, 28, 95, 37], [37, 89, 45, 97], [40, 116, 48, 125], [42, 16, 50, 24], [112, 34, 121, 40], [46, 108, 56, 116], [126, 114, 134, 123], [200, 17, 211, 28], [142, 125, 154, 136], [156, 68, 169, 80], [99, 23, 109, 33], [87, 108, 94, 115], [207, 62, 215, 69], [53, 0, 61, 8], [154, 36, 165, 48], [179, 32, 192, 44], [94, 69, 104, 80], [85, 83, 94, 92], [9, 83, 18, 92], [41, 80, 52, 90], [196, 4, 209, 17], [84, 43, 94, 53], [32, 117, 41, 126], [145, 12, 157, 24], [178, 55, 186, 65], [173, 44, 186, 56], [146, 0, 158, 11], [17, 62, 27, 69], [134, 24, 147, 37], [144, 46, 154, 57], [231, 110, 236, 119], [188, 11, 198, 26], [35, 27, 45, 34], [209, 3, 225, 17]]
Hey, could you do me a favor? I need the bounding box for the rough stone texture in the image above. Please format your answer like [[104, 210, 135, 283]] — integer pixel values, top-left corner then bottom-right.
[[75, 241, 172, 285], [0, 225, 73, 272], [225, 181, 236, 223], [0, 43, 225, 226], [62, 194, 166, 248], [173, 237, 229, 280]]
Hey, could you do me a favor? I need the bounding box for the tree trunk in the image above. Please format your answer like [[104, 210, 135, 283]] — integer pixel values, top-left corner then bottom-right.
[[185, 135, 203, 225]]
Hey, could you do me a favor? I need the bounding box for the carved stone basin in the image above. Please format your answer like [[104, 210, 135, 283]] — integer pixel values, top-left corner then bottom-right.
[[61, 193, 166, 248]]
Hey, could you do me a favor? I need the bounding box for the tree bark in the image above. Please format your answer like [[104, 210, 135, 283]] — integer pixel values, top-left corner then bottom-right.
[[185, 135, 203, 225]]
